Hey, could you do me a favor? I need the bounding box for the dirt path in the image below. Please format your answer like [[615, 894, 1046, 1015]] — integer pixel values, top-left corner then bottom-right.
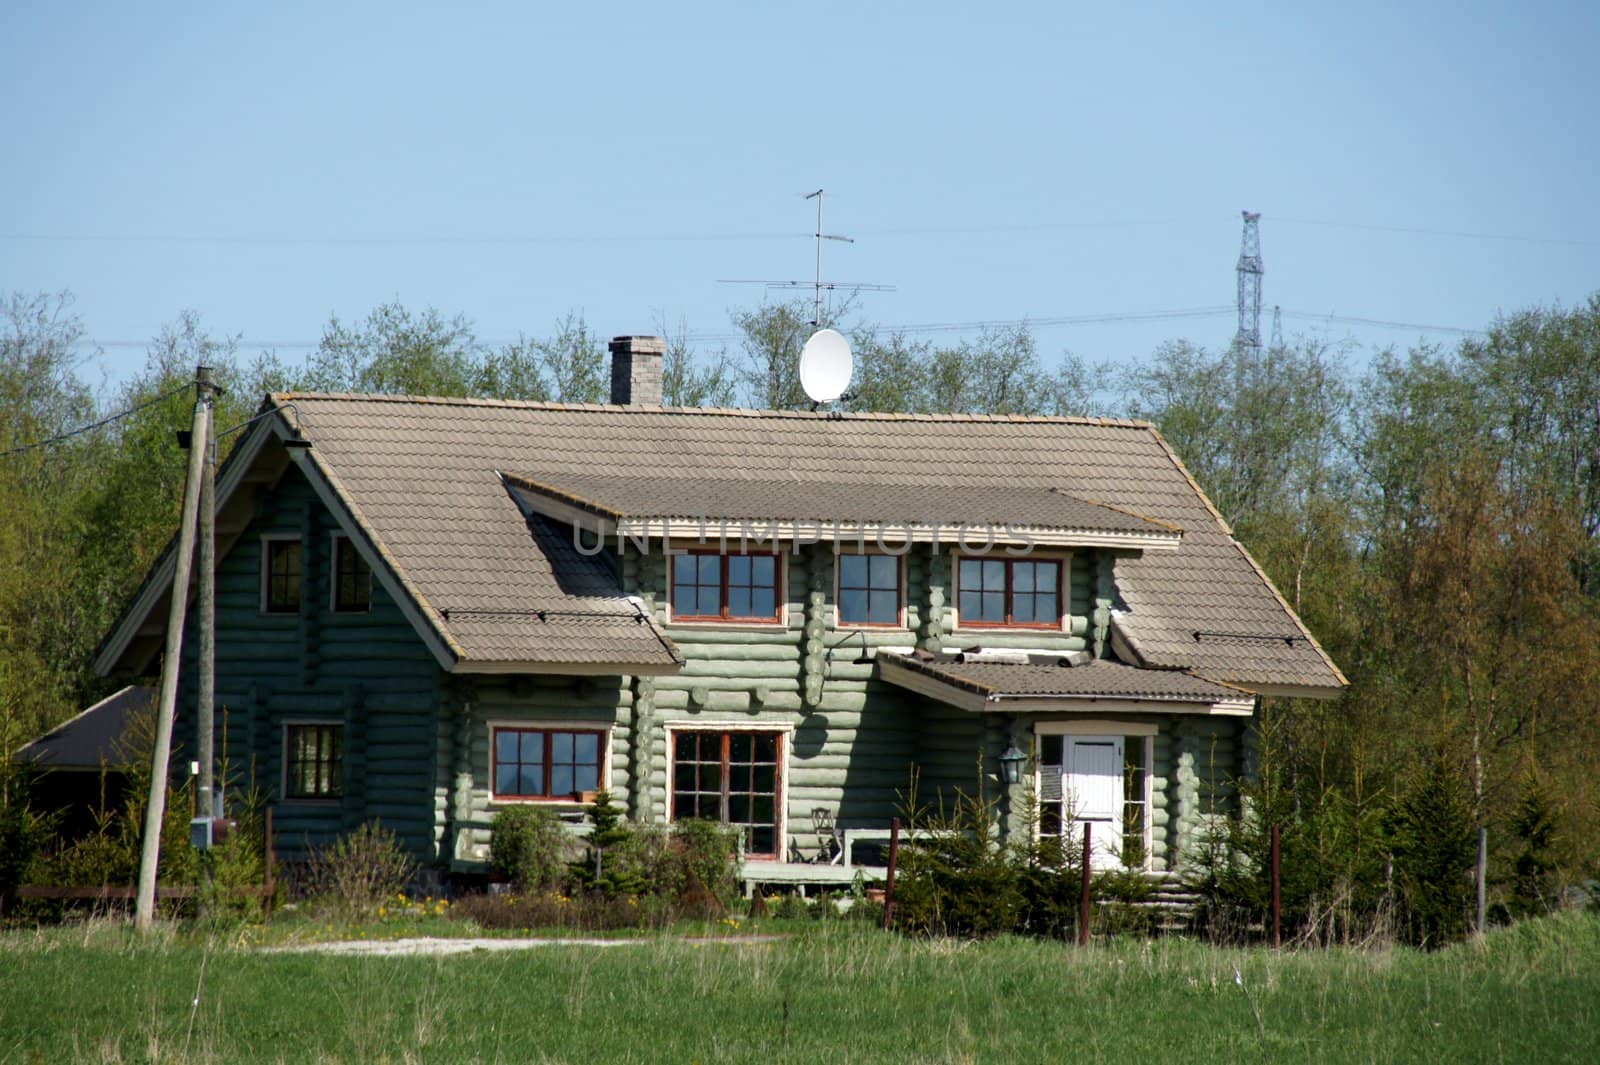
[[264, 934, 786, 956]]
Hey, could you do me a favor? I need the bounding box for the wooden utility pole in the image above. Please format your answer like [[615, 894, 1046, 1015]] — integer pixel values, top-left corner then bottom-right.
[[135, 366, 215, 932], [196, 370, 220, 823]]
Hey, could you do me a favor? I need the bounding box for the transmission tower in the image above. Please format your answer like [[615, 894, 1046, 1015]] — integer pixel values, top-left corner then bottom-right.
[[1233, 210, 1263, 355], [1271, 305, 1284, 350]]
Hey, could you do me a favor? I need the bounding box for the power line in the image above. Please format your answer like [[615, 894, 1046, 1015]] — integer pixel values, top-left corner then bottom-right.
[[1, 382, 192, 458], [77, 304, 1481, 353]]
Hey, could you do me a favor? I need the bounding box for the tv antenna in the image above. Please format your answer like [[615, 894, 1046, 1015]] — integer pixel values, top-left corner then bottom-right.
[[718, 188, 894, 327]]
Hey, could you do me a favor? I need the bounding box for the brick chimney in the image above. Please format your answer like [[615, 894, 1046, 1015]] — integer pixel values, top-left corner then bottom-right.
[[608, 335, 665, 406]]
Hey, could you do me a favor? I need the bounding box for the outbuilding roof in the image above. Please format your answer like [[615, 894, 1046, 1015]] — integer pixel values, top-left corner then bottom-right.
[[14, 685, 152, 769]]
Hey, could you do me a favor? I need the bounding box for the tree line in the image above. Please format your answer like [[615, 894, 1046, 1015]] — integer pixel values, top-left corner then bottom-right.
[[4, 288, 1598, 932]]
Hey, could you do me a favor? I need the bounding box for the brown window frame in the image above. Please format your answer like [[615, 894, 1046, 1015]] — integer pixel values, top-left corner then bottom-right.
[[283, 722, 343, 801], [836, 552, 905, 628], [955, 556, 1064, 630], [263, 536, 303, 615], [670, 729, 784, 860], [331, 534, 372, 613], [491, 726, 607, 802], [669, 549, 783, 624]]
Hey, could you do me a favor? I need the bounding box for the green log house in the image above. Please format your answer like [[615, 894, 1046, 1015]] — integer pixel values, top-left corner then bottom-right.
[[94, 336, 1345, 886]]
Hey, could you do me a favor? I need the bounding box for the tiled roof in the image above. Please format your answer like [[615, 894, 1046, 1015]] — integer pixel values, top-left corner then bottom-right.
[[502, 472, 1180, 544], [877, 653, 1249, 705], [271, 394, 1344, 690]]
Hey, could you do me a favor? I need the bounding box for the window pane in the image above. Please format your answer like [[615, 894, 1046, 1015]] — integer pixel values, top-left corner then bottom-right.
[[959, 589, 982, 619], [675, 733, 697, 759], [496, 731, 517, 763], [673, 585, 700, 615], [674, 763, 696, 791], [982, 559, 1004, 590], [673, 554, 698, 584], [839, 555, 866, 588], [576, 763, 599, 792], [728, 794, 751, 821], [1014, 564, 1034, 593], [869, 590, 897, 623], [729, 733, 752, 761], [869, 554, 897, 586], [1035, 589, 1058, 622], [497, 765, 517, 796], [699, 763, 722, 791], [576, 733, 599, 762], [552, 732, 573, 762], [697, 555, 719, 584], [752, 795, 775, 823], [519, 766, 543, 796], [728, 555, 751, 584], [751, 587, 776, 617], [839, 588, 867, 624], [524, 732, 544, 763], [1037, 561, 1059, 589], [959, 559, 982, 590], [754, 555, 776, 582], [728, 587, 752, 616], [982, 591, 1004, 620], [698, 588, 720, 615], [551, 765, 574, 796], [753, 764, 775, 792], [750, 826, 775, 855], [754, 733, 777, 761]]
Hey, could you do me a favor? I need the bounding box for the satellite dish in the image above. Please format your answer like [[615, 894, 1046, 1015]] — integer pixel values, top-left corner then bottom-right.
[[799, 328, 853, 404]]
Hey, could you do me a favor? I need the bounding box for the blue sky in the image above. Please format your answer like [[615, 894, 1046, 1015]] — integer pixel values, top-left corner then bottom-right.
[[4, 1, 1597, 396]]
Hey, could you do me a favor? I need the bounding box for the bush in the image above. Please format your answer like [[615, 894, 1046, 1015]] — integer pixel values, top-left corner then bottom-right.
[[1387, 755, 1476, 947], [304, 821, 416, 919], [490, 806, 573, 893], [0, 778, 56, 896], [666, 818, 741, 906], [893, 792, 1023, 939]]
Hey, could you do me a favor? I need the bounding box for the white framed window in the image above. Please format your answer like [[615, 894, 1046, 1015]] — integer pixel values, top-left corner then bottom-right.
[[261, 534, 303, 615], [489, 722, 611, 802]]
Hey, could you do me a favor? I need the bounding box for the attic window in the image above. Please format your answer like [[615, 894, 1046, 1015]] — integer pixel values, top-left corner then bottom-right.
[[263, 537, 302, 614], [332, 535, 372, 613]]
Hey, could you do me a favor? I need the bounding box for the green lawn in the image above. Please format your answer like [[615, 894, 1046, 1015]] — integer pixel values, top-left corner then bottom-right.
[[1, 912, 1596, 1063]]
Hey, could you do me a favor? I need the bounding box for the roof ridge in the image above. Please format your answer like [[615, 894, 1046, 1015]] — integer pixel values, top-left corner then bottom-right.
[[268, 391, 1155, 429]]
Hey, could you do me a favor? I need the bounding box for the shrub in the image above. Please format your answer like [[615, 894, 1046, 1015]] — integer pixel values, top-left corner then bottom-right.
[[1387, 755, 1476, 947], [666, 818, 741, 906], [490, 806, 573, 893], [304, 821, 416, 919], [893, 792, 1022, 939], [0, 778, 56, 896]]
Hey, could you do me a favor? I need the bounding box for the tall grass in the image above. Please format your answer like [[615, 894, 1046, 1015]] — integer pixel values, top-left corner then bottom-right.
[[1, 912, 1596, 1063]]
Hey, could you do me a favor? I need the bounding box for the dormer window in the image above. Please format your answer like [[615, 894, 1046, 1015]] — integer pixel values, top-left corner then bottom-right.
[[957, 557, 1061, 629], [262, 536, 302, 614], [837, 552, 903, 627], [671, 551, 781, 623]]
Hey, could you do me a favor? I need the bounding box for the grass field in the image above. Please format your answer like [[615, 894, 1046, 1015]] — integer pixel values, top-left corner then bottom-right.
[[1, 911, 1596, 1063]]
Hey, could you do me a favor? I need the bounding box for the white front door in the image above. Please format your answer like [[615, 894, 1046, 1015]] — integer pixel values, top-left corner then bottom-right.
[[1064, 737, 1123, 869]]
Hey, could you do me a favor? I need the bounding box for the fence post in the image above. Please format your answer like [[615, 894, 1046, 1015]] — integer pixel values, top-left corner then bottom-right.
[[264, 806, 276, 912], [1270, 823, 1281, 949], [882, 817, 900, 932], [1078, 822, 1093, 947]]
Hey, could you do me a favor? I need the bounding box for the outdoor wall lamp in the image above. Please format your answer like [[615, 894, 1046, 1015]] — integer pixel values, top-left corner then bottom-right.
[[825, 629, 874, 666], [999, 743, 1027, 785]]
